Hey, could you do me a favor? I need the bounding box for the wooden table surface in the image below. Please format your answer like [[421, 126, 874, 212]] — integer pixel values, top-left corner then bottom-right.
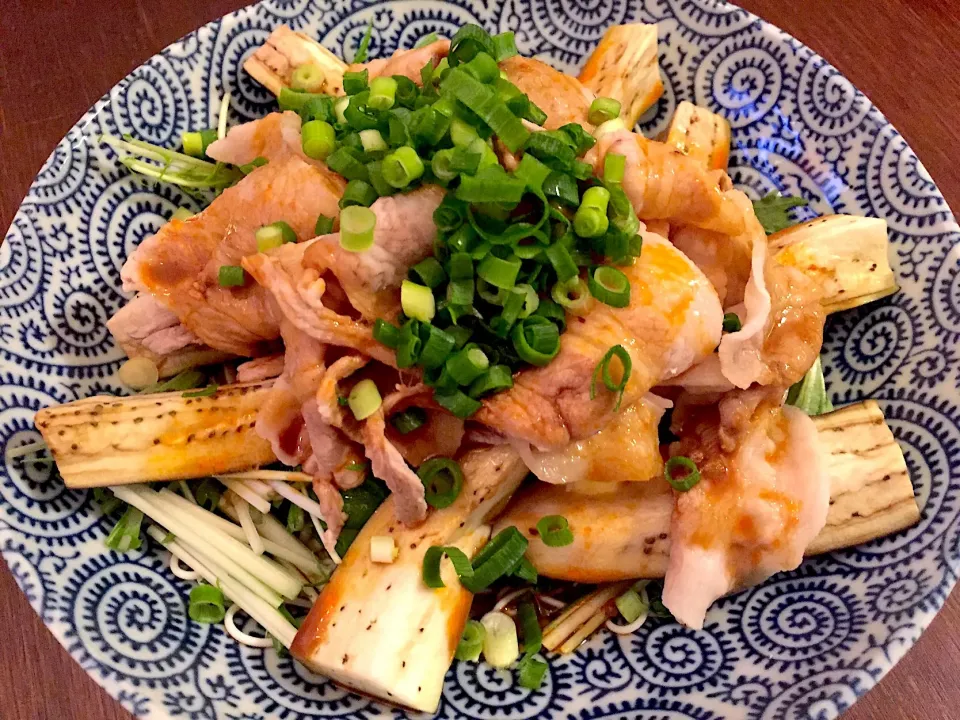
[[2, 0, 959, 718]]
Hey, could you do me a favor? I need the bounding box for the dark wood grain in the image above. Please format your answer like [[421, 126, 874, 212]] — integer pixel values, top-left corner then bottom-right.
[[1, 1, 958, 718]]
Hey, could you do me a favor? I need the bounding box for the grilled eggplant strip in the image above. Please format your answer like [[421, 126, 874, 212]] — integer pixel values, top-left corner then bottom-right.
[[244, 25, 347, 96], [290, 445, 528, 714], [578, 23, 663, 127], [771, 215, 898, 313], [34, 382, 276, 488], [495, 400, 918, 582], [662, 100, 732, 171]]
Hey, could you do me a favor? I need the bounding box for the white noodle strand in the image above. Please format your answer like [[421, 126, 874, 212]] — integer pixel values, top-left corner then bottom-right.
[[169, 554, 200, 581], [224, 604, 274, 648]]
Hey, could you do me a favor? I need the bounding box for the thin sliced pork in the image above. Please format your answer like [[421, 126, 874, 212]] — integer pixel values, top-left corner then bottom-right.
[[349, 40, 450, 83], [476, 234, 722, 450], [302, 185, 446, 319], [362, 403, 429, 526], [500, 56, 595, 130], [662, 391, 830, 629], [514, 394, 666, 484], [206, 111, 310, 166], [107, 293, 232, 376], [596, 130, 744, 236], [121, 154, 345, 356]]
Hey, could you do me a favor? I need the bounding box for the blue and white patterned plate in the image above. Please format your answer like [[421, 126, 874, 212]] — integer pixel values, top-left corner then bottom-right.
[[2, 1, 958, 718]]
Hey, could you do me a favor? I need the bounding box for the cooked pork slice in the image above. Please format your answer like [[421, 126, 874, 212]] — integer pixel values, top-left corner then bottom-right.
[[477, 234, 722, 449], [662, 391, 830, 629], [122, 153, 344, 356]]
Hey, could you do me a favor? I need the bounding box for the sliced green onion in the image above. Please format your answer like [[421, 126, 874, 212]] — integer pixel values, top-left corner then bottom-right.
[[255, 223, 289, 252], [574, 186, 611, 238], [301, 120, 336, 161], [603, 153, 626, 184], [572, 159, 593, 180], [447, 279, 475, 306], [343, 69, 369, 95], [396, 320, 423, 368], [418, 324, 456, 369], [348, 378, 382, 421], [513, 284, 539, 318], [450, 118, 481, 148], [590, 344, 632, 411], [722, 312, 742, 333], [463, 52, 499, 83], [511, 316, 560, 366], [455, 619, 486, 661], [463, 526, 529, 592], [340, 179, 378, 209], [517, 601, 542, 655], [535, 515, 574, 547], [447, 325, 473, 349], [434, 389, 482, 418], [551, 276, 590, 314], [558, 122, 597, 155], [366, 160, 396, 197], [218, 265, 246, 287], [446, 346, 490, 385], [542, 171, 580, 207], [513, 153, 552, 193], [401, 280, 436, 322], [534, 298, 566, 331], [422, 545, 473, 589], [411, 257, 447, 289], [588, 266, 630, 308], [286, 502, 305, 533], [418, 457, 464, 509], [182, 384, 218, 398], [517, 655, 548, 689], [335, 96, 350, 124], [481, 611, 520, 668], [105, 506, 144, 552], [448, 23, 496, 66], [181, 128, 218, 158], [359, 128, 388, 153], [467, 364, 513, 398], [545, 243, 579, 283], [588, 97, 622, 125], [188, 583, 226, 623], [492, 31, 518, 61], [373, 318, 400, 348], [456, 166, 527, 204], [326, 146, 369, 181], [383, 146, 425, 188], [238, 156, 269, 175], [291, 63, 326, 93], [616, 587, 647, 623], [391, 407, 427, 435], [524, 101, 548, 126], [511, 556, 538, 583], [664, 456, 701, 492], [315, 213, 335, 235], [339, 205, 377, 252], [441, 68, 530, 153], [368, 76, 398, 110], [477, 253, 521, 289]]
